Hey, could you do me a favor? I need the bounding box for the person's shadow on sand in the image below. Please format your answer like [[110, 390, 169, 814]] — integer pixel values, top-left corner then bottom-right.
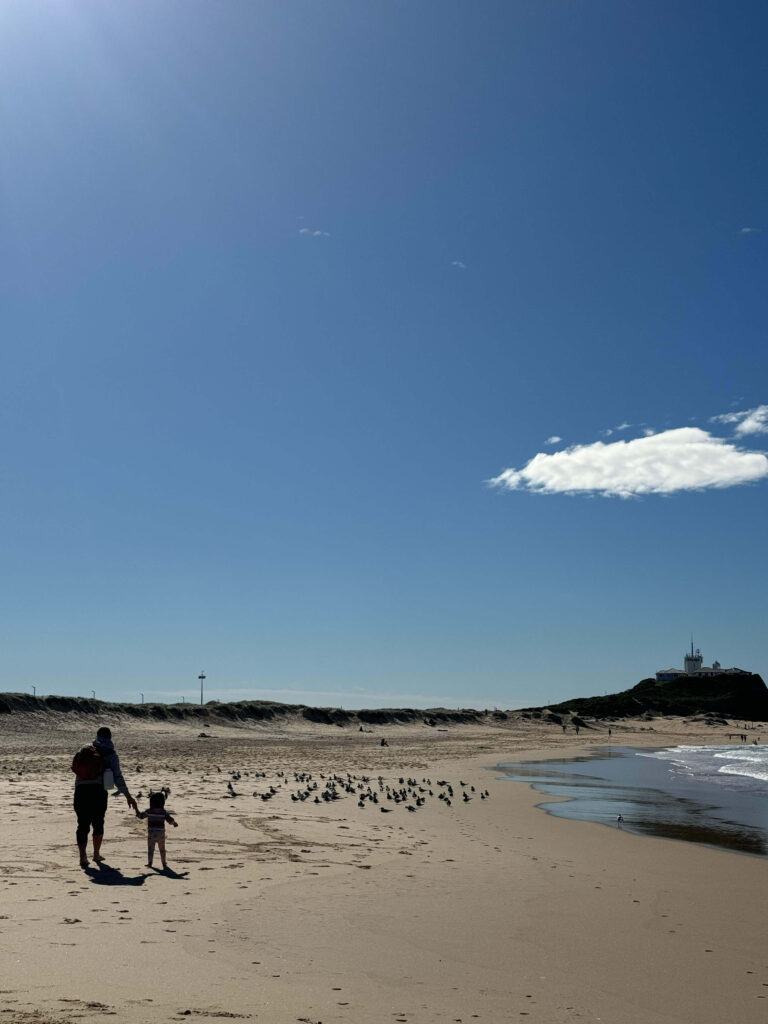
[[149, 866, 189, 880], [85, 863, 148, 886]]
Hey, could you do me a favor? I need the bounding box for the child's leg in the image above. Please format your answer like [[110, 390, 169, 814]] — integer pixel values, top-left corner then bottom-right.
[[147, 835, 156, 867], [157, 836, 167, 868]]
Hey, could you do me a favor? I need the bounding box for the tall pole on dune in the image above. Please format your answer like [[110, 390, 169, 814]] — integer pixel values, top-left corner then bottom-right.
[[199, 671, 206, 706]]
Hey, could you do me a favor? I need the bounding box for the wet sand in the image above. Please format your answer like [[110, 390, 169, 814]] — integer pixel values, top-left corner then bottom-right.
[[0, 711, 767, 1023]]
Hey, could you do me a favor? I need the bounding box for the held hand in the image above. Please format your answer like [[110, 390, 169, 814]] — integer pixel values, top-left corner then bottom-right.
[[127, 796, 138, 811]]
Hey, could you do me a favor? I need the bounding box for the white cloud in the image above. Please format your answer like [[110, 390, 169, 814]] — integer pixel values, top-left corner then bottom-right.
[[736, 406, 768, 435], [450, 260, 466, 269], [489, 427, 768, 498], [711, 404, 768, 435], [545, 435, 562, 445], [615, 422, 631, 431], [739, 227, 761, 234], [299, 227, 330, 237]]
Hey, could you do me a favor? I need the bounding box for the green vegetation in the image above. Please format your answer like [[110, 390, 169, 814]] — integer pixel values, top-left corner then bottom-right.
[[527, 673, 768, 721]]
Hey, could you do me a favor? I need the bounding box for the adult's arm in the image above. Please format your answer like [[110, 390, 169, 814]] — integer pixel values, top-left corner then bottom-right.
[[107, 750, 137, 808]]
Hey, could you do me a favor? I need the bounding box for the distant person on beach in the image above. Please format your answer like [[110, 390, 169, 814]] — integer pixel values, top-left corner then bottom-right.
[[136, 790, 178, 869], [71, 726, 137, 867]]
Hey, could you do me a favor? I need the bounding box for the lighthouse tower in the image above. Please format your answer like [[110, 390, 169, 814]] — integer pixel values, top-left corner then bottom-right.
[[684, 640, 703, 675]]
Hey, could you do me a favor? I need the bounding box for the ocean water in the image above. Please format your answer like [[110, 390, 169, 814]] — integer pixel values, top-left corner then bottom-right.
[[640, 743, 768, 788], [497, 744, 768, 858]]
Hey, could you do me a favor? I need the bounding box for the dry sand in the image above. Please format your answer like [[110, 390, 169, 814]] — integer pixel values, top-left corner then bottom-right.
[[0, 711, 766, 1024]]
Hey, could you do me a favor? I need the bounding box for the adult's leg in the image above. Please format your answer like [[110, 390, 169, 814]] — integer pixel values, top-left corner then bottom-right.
[[91, 789, 108, 861], [74, 788, 92, 864]]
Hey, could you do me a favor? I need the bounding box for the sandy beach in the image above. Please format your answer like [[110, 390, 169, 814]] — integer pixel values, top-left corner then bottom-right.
[[1, 711, 767, 1024]]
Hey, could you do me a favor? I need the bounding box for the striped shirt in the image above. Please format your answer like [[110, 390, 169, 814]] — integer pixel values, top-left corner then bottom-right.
[[137, 807, 176, 833]]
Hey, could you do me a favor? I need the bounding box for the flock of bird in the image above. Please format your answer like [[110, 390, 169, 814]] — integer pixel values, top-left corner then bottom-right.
[[212, 769, 490, 814], [134, 784, 171, 801]]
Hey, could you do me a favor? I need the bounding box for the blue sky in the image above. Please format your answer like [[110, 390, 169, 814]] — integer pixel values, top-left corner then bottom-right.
[[1, 1, 767, 708]]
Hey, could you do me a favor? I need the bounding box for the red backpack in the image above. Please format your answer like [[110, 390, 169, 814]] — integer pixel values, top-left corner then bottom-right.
[[71, 744, 103, 780]]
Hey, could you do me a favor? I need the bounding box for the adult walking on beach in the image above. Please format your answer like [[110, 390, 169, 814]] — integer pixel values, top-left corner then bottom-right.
[[72, 726, 137, 866]]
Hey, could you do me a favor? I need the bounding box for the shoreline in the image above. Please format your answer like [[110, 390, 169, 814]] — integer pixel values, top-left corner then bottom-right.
[[1, 716, 767, 1023], [495, 741, 768, 860]]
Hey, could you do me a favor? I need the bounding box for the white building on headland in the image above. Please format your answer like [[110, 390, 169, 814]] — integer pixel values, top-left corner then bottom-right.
[[656, 642, 750, 682]]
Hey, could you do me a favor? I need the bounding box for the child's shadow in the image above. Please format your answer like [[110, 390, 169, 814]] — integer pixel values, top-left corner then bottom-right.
[[150, 866, 189, 880], [85, 863, 147, 886]]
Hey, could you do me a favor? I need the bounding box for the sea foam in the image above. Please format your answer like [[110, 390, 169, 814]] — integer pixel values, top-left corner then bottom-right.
[[640, 744, 768, 791]]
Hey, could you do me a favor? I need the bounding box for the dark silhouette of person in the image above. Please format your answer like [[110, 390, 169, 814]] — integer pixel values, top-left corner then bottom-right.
[[73, 726, 137, 866]]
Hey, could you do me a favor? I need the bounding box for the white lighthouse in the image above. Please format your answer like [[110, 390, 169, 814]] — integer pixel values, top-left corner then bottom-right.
[[683, 641, 703, 675]]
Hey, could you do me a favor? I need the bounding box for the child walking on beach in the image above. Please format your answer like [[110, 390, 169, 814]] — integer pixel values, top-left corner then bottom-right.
[[136, 790, 178, 869]]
